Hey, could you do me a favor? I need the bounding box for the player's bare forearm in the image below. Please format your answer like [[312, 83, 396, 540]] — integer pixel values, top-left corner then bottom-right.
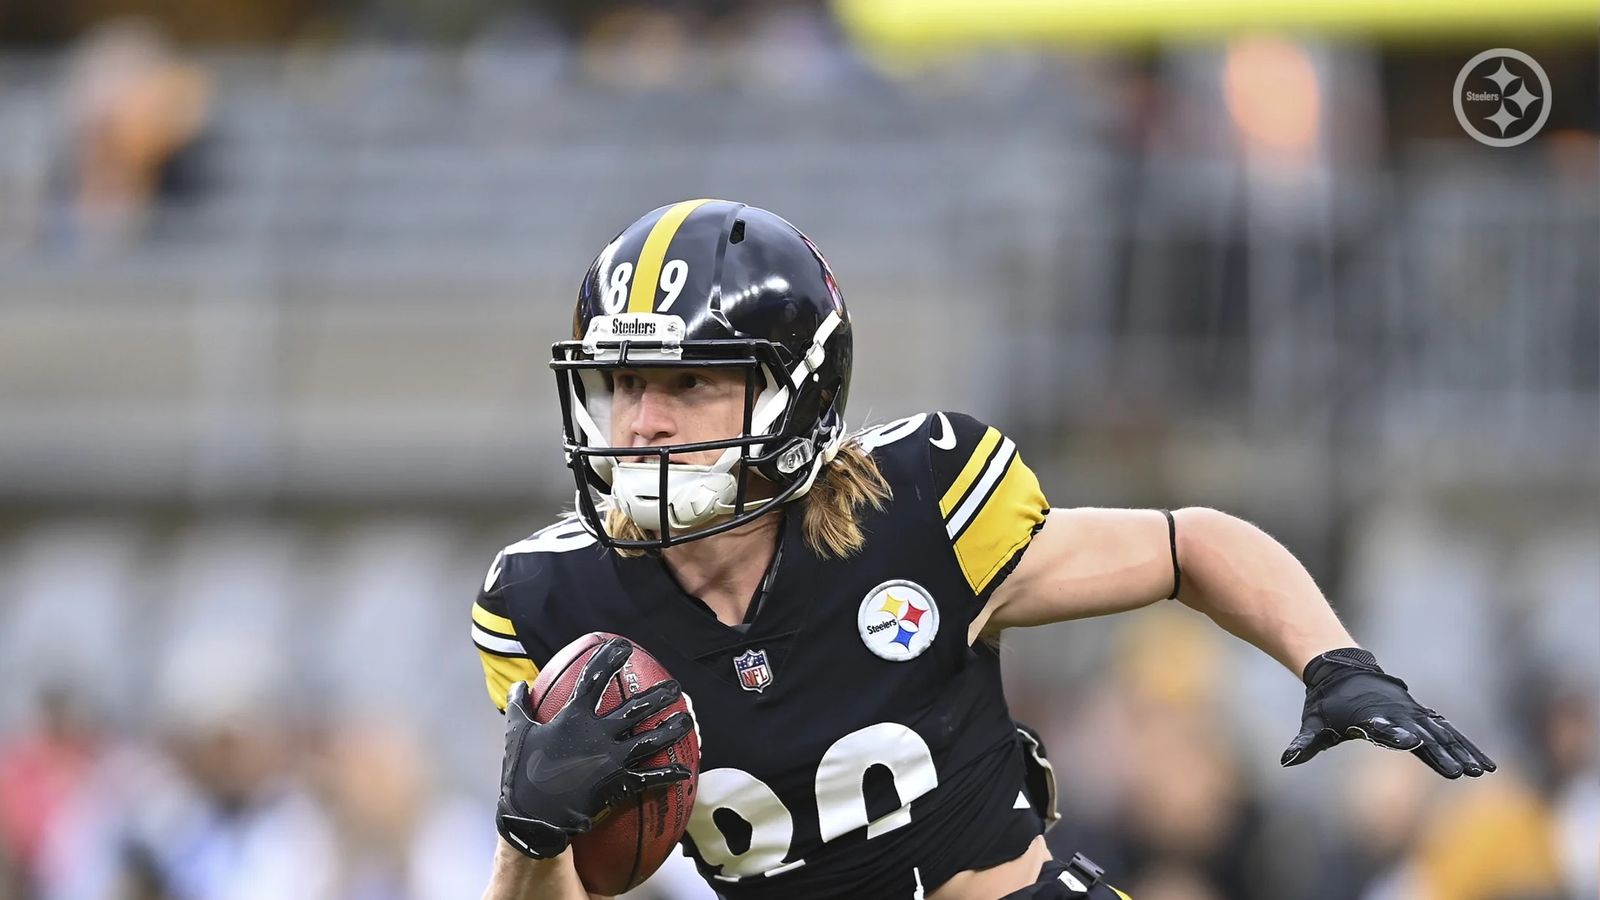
[[1170, 507, 1353, 675], [482, 838, 600, 900], [985, 505, 1492, 777], [982, 507, 1352, 675]]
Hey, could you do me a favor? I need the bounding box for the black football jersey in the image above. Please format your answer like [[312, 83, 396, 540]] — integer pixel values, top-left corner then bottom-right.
[[472, 412, 1053, 900]]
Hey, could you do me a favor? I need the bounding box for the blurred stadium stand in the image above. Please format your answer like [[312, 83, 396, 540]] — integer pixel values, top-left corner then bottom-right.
[[0, 16, 1595, 900]]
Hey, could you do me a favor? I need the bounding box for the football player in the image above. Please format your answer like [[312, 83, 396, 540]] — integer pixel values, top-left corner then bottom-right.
[[474, 200, 1494, 900]]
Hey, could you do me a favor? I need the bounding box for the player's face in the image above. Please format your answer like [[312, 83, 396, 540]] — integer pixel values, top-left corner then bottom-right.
[[610, 367, 749, 466]]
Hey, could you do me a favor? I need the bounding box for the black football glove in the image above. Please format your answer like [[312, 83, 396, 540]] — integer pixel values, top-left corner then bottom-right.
[[1280, 648, 1496, 779], [497, 638, 693, 859]]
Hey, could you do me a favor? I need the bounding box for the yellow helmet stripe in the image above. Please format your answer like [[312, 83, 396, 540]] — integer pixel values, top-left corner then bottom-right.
[[628, 198, 715, 313]]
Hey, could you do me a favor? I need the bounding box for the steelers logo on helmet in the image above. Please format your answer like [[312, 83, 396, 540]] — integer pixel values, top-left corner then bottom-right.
[[857, 579, 939, 661]]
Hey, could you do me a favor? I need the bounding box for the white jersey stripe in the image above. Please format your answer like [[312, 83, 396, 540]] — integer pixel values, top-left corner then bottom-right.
[[945, 438, 1016, 539], [501, 520, 598, 557], [472, 625, 527, 657]]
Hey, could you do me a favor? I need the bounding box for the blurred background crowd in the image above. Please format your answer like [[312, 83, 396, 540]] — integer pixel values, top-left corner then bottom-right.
[[0, 2, 1595, 899]]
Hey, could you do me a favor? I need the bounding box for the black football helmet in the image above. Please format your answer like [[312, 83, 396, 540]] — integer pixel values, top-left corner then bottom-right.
[[552, 199, 853, 549]]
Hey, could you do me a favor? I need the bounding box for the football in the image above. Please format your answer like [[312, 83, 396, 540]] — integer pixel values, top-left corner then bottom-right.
[[526, 632, 700, 895]]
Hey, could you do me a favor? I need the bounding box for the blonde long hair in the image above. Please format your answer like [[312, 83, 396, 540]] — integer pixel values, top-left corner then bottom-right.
[[604, 440, 891, 558]]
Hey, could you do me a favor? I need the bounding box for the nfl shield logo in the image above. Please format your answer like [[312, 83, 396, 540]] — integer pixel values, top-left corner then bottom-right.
[[733, 649, 773, 693]]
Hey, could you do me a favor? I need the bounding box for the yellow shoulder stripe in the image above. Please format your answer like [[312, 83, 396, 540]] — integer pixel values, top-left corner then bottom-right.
[[472, 601, 516, 636], [627, 199, 715, 313], [478, 650, 539, 712], [952, 454, 1047, 594], [938, 426, 1001, 517]]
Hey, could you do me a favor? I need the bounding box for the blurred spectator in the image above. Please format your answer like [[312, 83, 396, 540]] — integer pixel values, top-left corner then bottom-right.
[[0, 689, 101, 899], [1044, 610, 1269, 899], [1409, 775, 1566, 900], [53, 19, 213, 252], [1541, 681, 1597, 899], [35, 642, 336, 900], [1305, 752, 1434, 900], [307, 718, 492, 900]]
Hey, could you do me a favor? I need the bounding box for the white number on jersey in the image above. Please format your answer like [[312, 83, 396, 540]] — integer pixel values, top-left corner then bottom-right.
[[688, 769, 797, 878], [854, 414, 927, 453], [687, 722, 940, 880]]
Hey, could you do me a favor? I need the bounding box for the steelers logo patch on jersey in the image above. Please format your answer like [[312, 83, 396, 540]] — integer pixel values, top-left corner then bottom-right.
[[857, 579, 940, 661]]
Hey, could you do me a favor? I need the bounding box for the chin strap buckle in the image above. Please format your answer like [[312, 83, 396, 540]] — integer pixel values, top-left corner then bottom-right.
[[777, 441, 814, 474], [1060, 853, 1105, 891]]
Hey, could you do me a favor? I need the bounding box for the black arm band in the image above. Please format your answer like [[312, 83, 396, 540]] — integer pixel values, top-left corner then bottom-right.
[[1162, 509, 1182, 600]]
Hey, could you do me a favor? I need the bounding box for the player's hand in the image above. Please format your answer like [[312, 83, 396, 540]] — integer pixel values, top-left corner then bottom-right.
[[1280, 648, 1496, 779], [496, 637, 693, 859]]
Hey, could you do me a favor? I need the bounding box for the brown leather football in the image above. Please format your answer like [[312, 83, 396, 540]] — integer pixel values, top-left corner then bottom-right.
[[527, 632, 700, 895]]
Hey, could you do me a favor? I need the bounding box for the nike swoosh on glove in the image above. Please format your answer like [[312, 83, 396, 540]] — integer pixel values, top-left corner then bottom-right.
[[1280, 648, 1497, 779]]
